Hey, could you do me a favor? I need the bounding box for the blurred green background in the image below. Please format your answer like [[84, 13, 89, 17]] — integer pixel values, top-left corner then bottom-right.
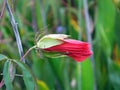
[[0, 0, 120, 90]]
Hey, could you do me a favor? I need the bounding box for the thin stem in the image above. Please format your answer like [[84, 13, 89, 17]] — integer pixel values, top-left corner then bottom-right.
[[20, 46, 36, 61], [6, 0, 25, 62], [76, 0, 83, 90], [0, 73, 23, 77], [83, 0, 97, 90]]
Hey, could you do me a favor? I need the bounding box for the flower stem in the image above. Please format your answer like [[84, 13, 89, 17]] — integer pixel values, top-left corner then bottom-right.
[[20, 46, 36, 61]]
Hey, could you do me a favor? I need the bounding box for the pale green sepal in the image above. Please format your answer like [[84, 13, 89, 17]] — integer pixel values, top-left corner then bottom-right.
[[37, 34, 69, 49]]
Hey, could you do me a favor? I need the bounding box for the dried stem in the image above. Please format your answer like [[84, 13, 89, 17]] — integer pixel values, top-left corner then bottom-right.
[[6, 0, 25, 62], [83, 0, 97, 90]]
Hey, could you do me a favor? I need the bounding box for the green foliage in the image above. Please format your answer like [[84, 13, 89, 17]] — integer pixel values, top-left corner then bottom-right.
[[0, 54, 35, 90], [94, 0, 117, 89], [12, 60, 36, 90], [1, 0, 120, 90]]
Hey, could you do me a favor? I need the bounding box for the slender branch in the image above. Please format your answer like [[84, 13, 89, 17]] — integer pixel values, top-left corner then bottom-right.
[[83, 0, 97, 90], [6, 0, 25, 62]]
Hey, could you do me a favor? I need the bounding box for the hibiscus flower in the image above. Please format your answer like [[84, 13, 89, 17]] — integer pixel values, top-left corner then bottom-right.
[[37, 34, 93, 62]]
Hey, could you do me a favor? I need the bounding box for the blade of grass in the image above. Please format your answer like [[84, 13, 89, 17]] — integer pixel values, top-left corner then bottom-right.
[[76, 0, 83, 90]]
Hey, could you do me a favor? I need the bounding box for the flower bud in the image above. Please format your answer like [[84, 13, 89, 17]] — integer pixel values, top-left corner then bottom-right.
[[36, 34, 92, 62]]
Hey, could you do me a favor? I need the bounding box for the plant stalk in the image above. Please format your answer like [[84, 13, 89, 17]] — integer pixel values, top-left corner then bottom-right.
[[83, 0, 97, 90], [6, 0, 25, 62]]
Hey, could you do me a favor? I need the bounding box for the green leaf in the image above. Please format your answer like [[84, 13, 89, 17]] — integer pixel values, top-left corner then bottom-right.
[[95, 0, 116, 55], [12, 60, 35, 90], [0, 54, 8, 61], [3, 60, 14, 90]]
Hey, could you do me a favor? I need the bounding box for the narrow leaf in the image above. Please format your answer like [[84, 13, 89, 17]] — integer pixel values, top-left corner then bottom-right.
[[3, 60, 13, 90]]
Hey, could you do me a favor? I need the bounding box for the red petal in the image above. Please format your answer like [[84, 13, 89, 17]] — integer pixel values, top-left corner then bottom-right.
[[44, 39, 93, 62], [67, 51, 93, 62]]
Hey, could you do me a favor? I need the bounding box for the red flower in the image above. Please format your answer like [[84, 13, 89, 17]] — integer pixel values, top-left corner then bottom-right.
[[44, 39, 93, 62]]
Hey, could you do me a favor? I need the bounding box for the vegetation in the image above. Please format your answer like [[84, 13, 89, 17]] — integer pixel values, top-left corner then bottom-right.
[[0, 0, 120, 90]]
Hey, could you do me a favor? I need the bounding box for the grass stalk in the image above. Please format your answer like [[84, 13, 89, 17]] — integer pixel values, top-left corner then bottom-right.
[[6, 0, 25, 62]]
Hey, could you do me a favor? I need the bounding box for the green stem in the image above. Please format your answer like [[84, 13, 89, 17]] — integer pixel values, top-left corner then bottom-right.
[[20, 46, 36, 61], [76, 0, 83, 90]]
